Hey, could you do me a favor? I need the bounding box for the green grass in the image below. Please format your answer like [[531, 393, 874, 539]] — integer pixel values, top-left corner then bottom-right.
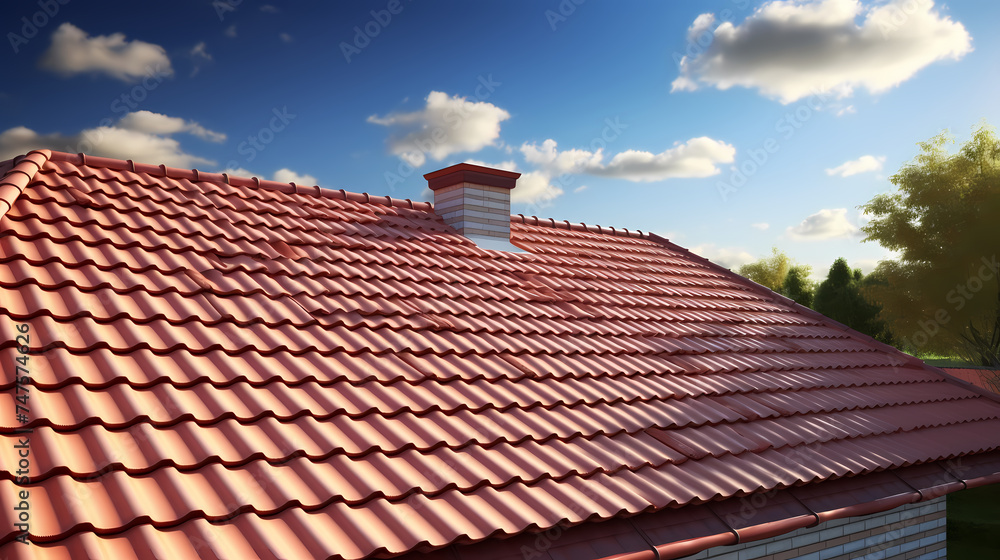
[[921, 356, 976, 367], [948, 483, 1000, 559]]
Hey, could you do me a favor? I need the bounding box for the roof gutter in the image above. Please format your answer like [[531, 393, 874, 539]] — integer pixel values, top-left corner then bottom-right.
[[608, 505, 819, 560], [600, 465, 978, 560]]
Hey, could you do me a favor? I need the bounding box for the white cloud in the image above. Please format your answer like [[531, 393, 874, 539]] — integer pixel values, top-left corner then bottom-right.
[[519, 137, 735, 182], [787, 208, 859, 240], [39, 23, 173, 82], [826, 154, 885, 177], [688, 13, 717, 41], [190, 42, 211, 61], [836, 105, 856, 116], [0, 125, 213, 169], [118, 111, 226, 143], [691, 243, 756, 269], [673, 0, 972, 104], [512, 170, 563, 205], [189, 42, 211, 77], [520, 139, 604, 175], [272, 168, 318, 185], [368, 91, 511, 167], [751, 222, 770, 230], [218, 168, 320, 186], [596, 138, 737, 181], [853, 258, 880, 275], [221, 167, 256, 178], [573, 185, 588, 193]]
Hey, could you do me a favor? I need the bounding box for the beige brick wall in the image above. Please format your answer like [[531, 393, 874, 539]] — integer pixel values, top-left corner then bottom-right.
[[433, 182, 511, 238], [685, 497, 946, 560]]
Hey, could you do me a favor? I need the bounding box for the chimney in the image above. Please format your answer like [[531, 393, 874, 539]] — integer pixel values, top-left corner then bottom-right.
[[425, 163, 523, 252]]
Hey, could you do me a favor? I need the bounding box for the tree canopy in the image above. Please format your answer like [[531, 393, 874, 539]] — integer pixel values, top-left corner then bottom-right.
[[814, 258, 894, 345], [861, 123, 1000, 355], [737, 247, 814, 307], [782, 266, 814, 308]]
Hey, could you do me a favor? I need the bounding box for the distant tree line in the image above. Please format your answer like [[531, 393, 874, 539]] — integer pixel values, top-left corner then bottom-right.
[[735, 123, 1000, 370], [737, 250, 893, 345]]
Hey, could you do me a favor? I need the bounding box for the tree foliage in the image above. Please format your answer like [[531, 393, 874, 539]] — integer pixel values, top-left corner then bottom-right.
[[782, 266, 814, 308], [738, 247, 790, 292], [957, 291, 1000, 367], [814, 258, 894, 345], [861, 123, 1000, 355], [737, 247, 815, 307]]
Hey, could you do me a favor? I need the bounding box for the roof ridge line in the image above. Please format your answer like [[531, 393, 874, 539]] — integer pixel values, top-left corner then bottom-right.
[[512, 213, 648, 240], [17, 150, 653, 241], [0, 149, 52, 221], [41, 150, 435, 213]]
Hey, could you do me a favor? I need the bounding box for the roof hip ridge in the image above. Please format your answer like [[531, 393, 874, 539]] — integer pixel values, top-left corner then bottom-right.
[[644, 231, 1000, 405], [37, 150, 434, 212], [0, 149, 52, 221]]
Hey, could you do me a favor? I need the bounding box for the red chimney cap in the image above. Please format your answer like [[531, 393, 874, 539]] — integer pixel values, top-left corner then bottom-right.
[[424, 163, 520, 191]]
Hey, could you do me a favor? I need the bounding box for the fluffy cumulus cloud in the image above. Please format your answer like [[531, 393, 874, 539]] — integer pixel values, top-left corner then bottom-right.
[[826, 154, 885, 177], [0, 126, 213, 168], [272, 168, 318, 185], [691, 243, 756, 269], [519, 137, 735, 182], [521, 139, 604, 175], [673, 0, 972, 103], [0, 111, 223, 168], [118, 111, 226, 143], [512, 170, 564, 205], [368, 91, 511, 167], [217, 167, 320, 186], [786, 208, 859, 240], [39, 23, 173, 82]]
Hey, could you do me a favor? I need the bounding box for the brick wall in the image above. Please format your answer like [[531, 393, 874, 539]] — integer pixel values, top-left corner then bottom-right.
[[686, 497, 946, 560]]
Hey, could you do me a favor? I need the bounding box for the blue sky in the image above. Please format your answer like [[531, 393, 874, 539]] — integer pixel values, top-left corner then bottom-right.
[[2, 0, 998, 279]]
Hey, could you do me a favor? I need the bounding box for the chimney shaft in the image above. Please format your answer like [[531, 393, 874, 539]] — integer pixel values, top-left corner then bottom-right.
[[425, 163, 522, 251]]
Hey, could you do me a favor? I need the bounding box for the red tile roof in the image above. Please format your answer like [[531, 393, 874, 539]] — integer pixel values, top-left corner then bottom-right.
[[1, 149, 999, 560], [942, 367, 1000, 394]]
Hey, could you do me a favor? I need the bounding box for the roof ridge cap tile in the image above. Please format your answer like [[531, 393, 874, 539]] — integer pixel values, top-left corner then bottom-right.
[[44, 150, 434, 213], [0, 149, 52, 220], [513, 213, 646, 239]]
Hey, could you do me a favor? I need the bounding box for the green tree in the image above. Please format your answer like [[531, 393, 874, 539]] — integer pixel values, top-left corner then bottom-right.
[[814, 258, 894, 344], [738, 247, 790, 292], [861, 123, 1000, 356], [782, 266, 814, 308], [737, 247, 815, 306]]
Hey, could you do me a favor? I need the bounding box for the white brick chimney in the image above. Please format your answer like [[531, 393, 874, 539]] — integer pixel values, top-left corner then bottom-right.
[[425, 163, 523, 252]]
